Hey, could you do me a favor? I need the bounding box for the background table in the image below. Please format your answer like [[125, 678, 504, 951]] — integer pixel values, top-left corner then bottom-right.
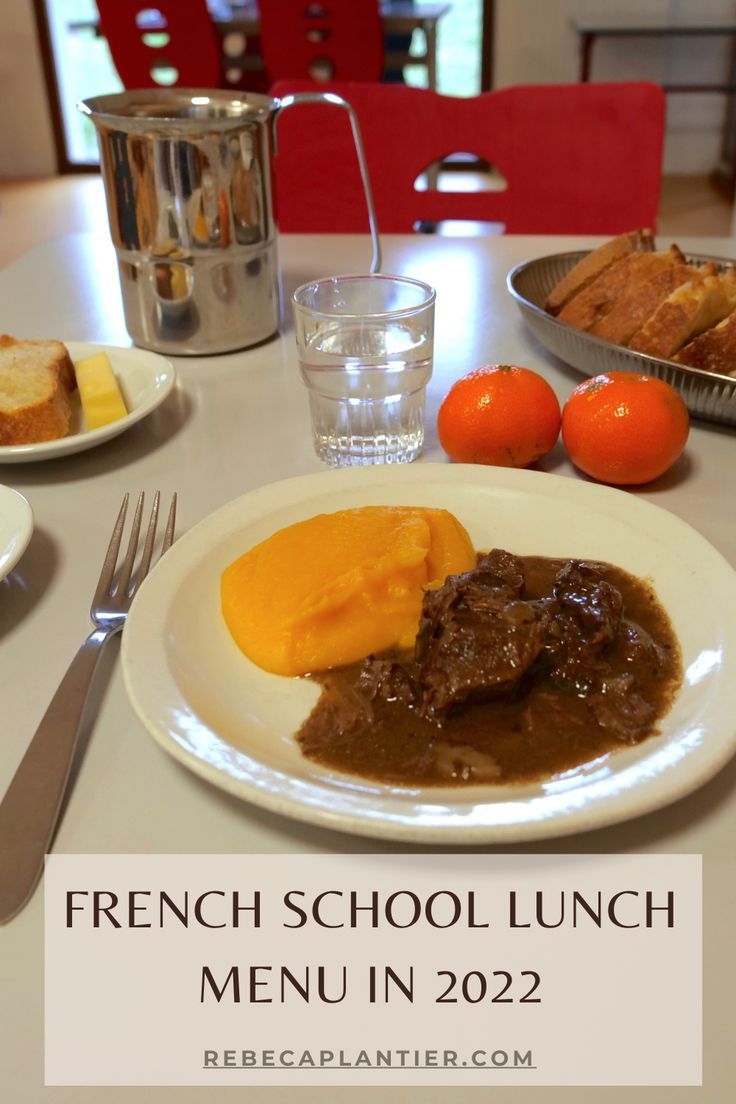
[[574, 18, 736, 90], [1, 231, 734, 1101], [70, 2, 452, 91], [213, 1, 452, 90]]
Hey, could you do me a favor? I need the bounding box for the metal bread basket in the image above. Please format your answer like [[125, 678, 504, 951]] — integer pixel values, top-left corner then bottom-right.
[[507, 250, 736, 427]]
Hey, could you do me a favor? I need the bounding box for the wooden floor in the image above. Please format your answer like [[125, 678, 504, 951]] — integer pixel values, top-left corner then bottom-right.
[[656, 173, 733, 238], [0, 173, 732, 269]]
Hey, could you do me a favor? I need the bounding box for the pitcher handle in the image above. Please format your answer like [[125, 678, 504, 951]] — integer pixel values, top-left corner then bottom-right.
[[273, 92, 382, 274]]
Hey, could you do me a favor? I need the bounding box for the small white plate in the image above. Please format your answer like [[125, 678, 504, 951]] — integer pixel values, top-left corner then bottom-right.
[[122, 465, 736, 844], [0, 342, 176, 463], [0, 484, 33, 580]]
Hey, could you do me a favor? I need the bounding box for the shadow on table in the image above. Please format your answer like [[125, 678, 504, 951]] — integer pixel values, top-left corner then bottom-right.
[[0, 527, 58, 639], [1, 385, 192, 490]]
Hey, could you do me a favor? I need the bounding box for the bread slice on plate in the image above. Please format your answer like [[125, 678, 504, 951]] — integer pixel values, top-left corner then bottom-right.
[[544, 229, 654, 315], [628, 269, 736, 359], [674, 308, 736, 376], [556, 245, 686, 332], [0, 335, 75, 446]]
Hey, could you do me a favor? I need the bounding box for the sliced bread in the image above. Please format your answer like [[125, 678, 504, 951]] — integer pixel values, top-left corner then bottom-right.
[[0, 335, 75, 446], [628, 269, 736, 360], [544, 229, 655, 315], [589, 262, 700, 346], [674, 308, 736, 376], [556, 245, 686, 333]]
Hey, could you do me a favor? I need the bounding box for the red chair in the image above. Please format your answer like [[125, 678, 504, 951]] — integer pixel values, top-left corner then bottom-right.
[[96, 0, 222, 88], [270, 80, 666, 234], [259, 1, 384, 83]]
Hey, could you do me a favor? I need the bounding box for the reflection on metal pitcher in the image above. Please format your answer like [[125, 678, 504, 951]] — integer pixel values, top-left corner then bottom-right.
[[78, 89, 380, 356]]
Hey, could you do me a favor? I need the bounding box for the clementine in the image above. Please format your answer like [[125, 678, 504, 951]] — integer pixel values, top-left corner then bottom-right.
[[437, 364, 561, 467], [561, 371, 689, 485]]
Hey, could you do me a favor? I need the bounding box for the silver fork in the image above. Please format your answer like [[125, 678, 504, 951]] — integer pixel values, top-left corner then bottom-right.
[[0, 491, 176, 924]]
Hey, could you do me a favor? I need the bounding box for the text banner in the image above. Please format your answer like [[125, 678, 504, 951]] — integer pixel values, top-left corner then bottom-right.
[[45, 853, 701, 1086]]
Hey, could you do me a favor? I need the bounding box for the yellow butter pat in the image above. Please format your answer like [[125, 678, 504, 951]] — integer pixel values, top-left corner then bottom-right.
[[74, 353, 128, 430]]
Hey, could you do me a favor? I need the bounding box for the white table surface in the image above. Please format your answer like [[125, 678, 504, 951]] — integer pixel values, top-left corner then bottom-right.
[[1, 232, 734, 1102]]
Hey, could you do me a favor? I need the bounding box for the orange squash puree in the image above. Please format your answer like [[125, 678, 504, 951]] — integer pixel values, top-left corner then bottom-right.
[[221, 506, 475, 676]]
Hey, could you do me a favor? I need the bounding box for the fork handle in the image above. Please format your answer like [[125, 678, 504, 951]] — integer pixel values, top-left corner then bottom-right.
[[0, 627, 117, 924]]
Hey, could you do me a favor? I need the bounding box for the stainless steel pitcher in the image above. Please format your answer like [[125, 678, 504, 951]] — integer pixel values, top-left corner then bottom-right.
[[78, 89, 381, 356]]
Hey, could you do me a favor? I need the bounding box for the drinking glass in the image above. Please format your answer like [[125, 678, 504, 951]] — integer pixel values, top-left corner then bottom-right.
[[293, 273, 436, 466]]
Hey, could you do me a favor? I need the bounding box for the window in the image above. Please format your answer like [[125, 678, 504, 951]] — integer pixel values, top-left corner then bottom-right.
[[39, 0, 122, 168]]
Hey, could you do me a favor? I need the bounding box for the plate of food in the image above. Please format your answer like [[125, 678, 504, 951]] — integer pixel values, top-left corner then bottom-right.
[[0, 337, 176, 462], [121, 464, 736, 843], [506, 230, 736, 426], [0, 484, 33, 580]]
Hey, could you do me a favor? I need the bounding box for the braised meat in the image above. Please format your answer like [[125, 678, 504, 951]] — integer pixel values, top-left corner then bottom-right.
[[298, 552, 681, 786], [587, 620, 671, 743], [473, 547, 526, 594], [415, 549, 548, 719], [543, 560, 624, 693], [356, 655, 418, 706]]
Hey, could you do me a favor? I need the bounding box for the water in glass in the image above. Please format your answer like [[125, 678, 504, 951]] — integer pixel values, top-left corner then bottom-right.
[[300, 318, 431, 466]]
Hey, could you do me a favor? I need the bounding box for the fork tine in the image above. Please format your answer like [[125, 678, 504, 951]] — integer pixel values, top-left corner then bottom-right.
[[91, 493, 129, 608], [128, 493, 177, 597], [130, 491, 160, 593], [161, 493, 177, 553], [115, 491, 144, 596]]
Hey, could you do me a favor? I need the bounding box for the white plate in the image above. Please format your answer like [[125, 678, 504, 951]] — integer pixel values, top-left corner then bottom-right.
[[0, 484, 33, 580], [122, 464, 736, 843], [0, 342, 176, 463]]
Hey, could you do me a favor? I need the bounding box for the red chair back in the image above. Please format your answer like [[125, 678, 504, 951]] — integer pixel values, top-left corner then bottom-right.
[[260, 1, 384, 83], [96, 0, 222, 88], [270, 80, 665, 234]]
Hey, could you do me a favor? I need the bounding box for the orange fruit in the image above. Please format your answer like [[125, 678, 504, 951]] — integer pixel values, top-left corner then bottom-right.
[[437, 364, 561, 467], [561, 371, 689, 485]]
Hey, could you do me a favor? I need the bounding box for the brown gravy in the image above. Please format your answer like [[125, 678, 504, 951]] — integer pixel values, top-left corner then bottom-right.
[[296, 555, 681, 786]]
